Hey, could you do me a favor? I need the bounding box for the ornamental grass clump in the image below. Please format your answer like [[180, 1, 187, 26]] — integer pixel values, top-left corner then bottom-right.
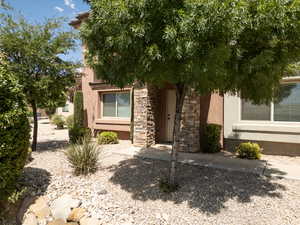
[[65, 136, 101, 175], [236, 142, 262, 160]]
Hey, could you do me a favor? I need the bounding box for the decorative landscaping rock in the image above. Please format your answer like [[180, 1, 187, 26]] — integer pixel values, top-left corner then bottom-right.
[[50, 194, 81, 222], [28, 196, 51, 220], [47, 219, 66, 225], [67, 208, 87, 222], [79, 217, 101, 225], [23, 213, 38, 225]]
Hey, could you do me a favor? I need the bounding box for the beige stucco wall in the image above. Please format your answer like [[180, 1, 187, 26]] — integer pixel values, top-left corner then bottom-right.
[[81, 67, 98, 130], [200, 93, 224, 147], [81, 67, 131, 138]]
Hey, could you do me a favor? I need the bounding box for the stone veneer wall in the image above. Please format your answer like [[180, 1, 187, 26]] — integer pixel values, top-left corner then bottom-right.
[[177, 89, 201, 152], [133, 84, 158, 147], [134, 85, 201, 152]]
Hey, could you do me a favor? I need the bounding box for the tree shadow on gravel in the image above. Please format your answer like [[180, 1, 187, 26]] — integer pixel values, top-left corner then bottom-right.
[[36, 140, 68, 152], [108, 157, 286, 215]]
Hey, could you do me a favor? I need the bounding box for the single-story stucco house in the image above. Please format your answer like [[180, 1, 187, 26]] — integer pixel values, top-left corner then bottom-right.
[[70, 13, 300, 156]]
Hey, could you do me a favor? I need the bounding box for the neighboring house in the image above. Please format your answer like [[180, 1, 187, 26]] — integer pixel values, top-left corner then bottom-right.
[[79, 66, 223, 153], [224, 76, 300, 156], [56, 100, 74, 117], [70, 13, 300, 156]]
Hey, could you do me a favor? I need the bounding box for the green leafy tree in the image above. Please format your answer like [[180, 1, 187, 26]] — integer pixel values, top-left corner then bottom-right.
[[81, 0, 300, 186], [0, 14, 80, 151]]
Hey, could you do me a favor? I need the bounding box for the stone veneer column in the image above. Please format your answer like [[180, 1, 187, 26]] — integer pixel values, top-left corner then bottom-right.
[[176, 89, 201, 152], [133, 84, 158, 147]]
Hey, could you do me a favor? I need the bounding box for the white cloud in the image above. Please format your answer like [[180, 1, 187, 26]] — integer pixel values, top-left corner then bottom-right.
[[54, 6, 64, 12], [64, 0, 76, 9]]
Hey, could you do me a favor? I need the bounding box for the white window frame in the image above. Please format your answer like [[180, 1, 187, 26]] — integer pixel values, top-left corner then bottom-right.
[[239, 80, 300, 124], [100, 91, 131, 120]]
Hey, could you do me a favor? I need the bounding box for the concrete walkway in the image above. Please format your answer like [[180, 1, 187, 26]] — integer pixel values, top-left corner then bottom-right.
[[104, 142, 300, 180]]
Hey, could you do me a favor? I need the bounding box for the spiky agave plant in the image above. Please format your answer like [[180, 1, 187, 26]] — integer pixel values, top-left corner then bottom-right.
[[65, 136, 101, 175]]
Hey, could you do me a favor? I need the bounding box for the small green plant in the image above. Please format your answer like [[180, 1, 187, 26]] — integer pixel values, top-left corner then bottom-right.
[[236, 142, 262, 160], [69, 126, 91, 144], [203, 124, 222, 153], [6, 187, 28, 204], [65, 137, 101, 175], [51, 114, 65, 129], [159, 178, 179, 193], [97, 131, 119, 145], [66, 114, 74, 128]]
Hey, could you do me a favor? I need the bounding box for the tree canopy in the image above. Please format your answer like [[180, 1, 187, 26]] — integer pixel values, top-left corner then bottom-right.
[[0, 13, 80, 151], [0, 16, 78, 108], [81, 0, 300, 186], [81, 0, 300, 104]]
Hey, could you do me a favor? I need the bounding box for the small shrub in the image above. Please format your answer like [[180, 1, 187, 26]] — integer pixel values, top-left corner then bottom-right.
[[74, 91, 84, 128], [65, 137, 101, 175], [51, 114, 65, 129], [69, 126, 91, 144], [203, 124, 222, 153], [66, 114, 74, 128], [97, 131, 119, 145], [236, 142, 262, 160]]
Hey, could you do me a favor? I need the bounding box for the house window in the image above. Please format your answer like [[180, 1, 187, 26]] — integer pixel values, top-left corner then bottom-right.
[[241, 100, 271, 121], [62, 104, 69, 112], [102, 92, 131, 118], [241, 82, 300, 122], [274, 83, 300, 122]]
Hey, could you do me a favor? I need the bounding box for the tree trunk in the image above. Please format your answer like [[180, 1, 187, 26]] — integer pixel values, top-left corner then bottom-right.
[[169, 83, 187, 186], [31, 101, 38, 152]]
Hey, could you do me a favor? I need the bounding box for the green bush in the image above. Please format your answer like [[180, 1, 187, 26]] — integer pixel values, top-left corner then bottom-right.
[[51, 114, 65, 129], [66, 114, 74, 128], [236, 142, 262, 160], [203, 123, 222, 153], [97, 131, 119, 144], [65, 137, 101, 175], [74, 91, 84, 128], [0, 66, 30, 200], [69, 126, 91, 144]]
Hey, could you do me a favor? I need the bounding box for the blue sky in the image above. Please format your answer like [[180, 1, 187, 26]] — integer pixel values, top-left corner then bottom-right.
[[6, 0, 90, 62]]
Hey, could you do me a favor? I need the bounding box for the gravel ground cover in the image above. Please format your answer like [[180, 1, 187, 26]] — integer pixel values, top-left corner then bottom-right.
[[6, 119, 300, 225], [21, 146, 300, 225]]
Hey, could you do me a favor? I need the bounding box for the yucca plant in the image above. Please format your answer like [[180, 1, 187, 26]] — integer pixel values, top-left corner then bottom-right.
[[65, 136, 101, 175]]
